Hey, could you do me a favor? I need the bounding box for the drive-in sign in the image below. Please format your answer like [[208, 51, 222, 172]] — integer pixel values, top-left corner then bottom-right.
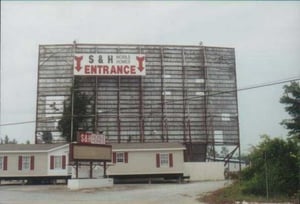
[[78, 132, 106, 145], [74, 54, 146, 76]]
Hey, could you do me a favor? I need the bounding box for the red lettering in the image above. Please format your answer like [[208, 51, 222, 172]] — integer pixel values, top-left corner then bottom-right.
[[111, 65, 116, 74], [136, 56, 145, 72], [131, 65, 136, 74], [80, 133, 93, 144], [103, 66, 109, 74], [98, 65, 103, 74], [80, 133, 85, 143], [124, 65, 130, 74], [74, 56, 83, 72], [91, 65, 97, 74], [117, 65, 123, 74], [84, 65, 90, 74]]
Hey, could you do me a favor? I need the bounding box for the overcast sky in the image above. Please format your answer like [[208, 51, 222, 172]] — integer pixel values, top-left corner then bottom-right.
[[1, 1, 300, 152]]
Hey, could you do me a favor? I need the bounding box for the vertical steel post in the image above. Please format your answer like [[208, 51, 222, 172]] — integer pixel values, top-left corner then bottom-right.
[[94, 76, 98, 132], [202, 46, 210, 160], [232, 48, 242, 175], [70, 42, 76, 142], [90, 161, 93, 179], [95, 47, 98, 133], [160, 47, 165, 142], [139, 47, 145, 142], [181, 49, 187, 144], [103, 161, 107, 178], [117, 76, 121, 143], [139, 78, 145, 142], [187, 103, 192, 161], [35, 46, 42, 144], [75, 161, 78, 179]]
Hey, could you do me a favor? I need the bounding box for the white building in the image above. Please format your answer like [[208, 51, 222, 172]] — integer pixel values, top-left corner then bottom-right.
[[0, 144, 70, 184], [1, 143, 228, 184]]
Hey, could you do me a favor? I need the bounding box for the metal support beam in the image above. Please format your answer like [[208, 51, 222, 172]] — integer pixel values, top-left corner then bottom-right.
[[117, 76, 121, 143], [233, 49, 242, 175], [94, 77, 98, 132], [202, 46, 210, 159], [139, 77, 145, 142], [70, 43, 76, 142], [224, 145, 239, 166], [181, 49, 187, 144], [75, 161, 78, 179], [103, 162, 107, 178], [34, 46, 42, 144], [187, 116, 192, 161], [160, 47, 166, 142], [139, 47, 145, 142], [89, 161, 93, 179]]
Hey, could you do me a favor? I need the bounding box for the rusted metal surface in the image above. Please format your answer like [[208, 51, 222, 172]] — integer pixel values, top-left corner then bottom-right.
[[35, 43, 240, 161]]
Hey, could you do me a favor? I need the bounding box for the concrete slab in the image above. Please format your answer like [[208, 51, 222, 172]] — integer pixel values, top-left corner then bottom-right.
[[67, 178, 113, 190]]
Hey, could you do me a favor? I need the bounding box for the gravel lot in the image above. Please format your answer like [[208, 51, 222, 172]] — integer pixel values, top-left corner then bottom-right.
[[0, 180, 229, 204]]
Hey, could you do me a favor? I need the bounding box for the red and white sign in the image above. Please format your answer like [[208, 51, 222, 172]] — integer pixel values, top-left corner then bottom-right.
[[79, 132, 106, 145], [74, 54, 146, 76]]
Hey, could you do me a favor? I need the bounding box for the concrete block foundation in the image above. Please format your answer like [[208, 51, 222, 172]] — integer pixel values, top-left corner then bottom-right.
[[68, 178, 113, 190]]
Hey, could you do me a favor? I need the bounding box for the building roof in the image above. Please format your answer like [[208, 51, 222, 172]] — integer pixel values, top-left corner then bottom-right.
[[110, 143, 186, 151], [0, 143, 185, 153], [0, 143, 68, 152]]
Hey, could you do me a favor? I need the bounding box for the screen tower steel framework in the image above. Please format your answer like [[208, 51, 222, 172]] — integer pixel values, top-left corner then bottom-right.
[[35, 43, 240, 162]]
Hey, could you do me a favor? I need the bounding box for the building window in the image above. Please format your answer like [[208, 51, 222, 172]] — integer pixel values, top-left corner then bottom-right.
[[0, 157, 3, 170], [160, 153, 169, 167], [18, 156, 34, 171], [116, 152, 124, 163], [112, 152, 128, 164], [0, 156, 8, 171], [50, 155, 66, 170], [156, 153, 173, 168], [22, 156, 31, 170], [54, 156, 62, 169]]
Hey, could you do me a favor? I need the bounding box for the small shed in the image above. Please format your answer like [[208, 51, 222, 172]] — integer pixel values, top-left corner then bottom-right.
[[107, 143, 186, 182]]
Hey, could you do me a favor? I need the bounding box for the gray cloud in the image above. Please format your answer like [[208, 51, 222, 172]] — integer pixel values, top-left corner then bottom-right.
[[1, 2, 300, 151]]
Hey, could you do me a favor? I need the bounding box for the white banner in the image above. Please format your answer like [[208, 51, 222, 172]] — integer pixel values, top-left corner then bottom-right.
[[74, 54, 146, 76]]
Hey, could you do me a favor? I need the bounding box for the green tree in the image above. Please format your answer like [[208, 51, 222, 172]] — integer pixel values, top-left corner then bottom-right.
[[241, 135, 299, 197], [58, 88, 95, 142], [1, 135, 18, 144], [280, 81, 300, 139], [42, 131, 53, 143], [4, 135, 9, 144]]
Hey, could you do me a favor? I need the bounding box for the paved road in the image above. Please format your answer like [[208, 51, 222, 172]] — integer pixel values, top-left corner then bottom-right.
[[0, 180, 230, 204]]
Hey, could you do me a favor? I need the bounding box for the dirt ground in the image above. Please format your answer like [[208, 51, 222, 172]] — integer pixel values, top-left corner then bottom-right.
[[0, 180, 229, 204]]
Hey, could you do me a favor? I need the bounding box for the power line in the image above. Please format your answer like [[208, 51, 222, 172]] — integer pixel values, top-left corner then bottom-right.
[[171, 76, 300, 104], [0, 120, 36, 127], [0, 76, 299, 127]]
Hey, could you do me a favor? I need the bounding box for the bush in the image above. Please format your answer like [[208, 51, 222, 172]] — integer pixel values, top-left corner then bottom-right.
[[241, 136, 299, 197]]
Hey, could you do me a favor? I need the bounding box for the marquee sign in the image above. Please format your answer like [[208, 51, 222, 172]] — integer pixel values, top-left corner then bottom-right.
[[73, 54, 146, 76], [70, 144, 112, 162], [77, 132, 106, 145]]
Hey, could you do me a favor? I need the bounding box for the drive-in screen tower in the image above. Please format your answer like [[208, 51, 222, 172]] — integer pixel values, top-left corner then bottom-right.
[[35, 43, 240, 161]]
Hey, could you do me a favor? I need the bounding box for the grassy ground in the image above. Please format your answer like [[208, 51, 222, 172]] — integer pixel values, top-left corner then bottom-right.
[[198, 181, 297, 204]]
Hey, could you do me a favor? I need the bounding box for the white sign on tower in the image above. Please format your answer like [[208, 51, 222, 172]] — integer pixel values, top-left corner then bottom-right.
[[73, 54, 146, 76]]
